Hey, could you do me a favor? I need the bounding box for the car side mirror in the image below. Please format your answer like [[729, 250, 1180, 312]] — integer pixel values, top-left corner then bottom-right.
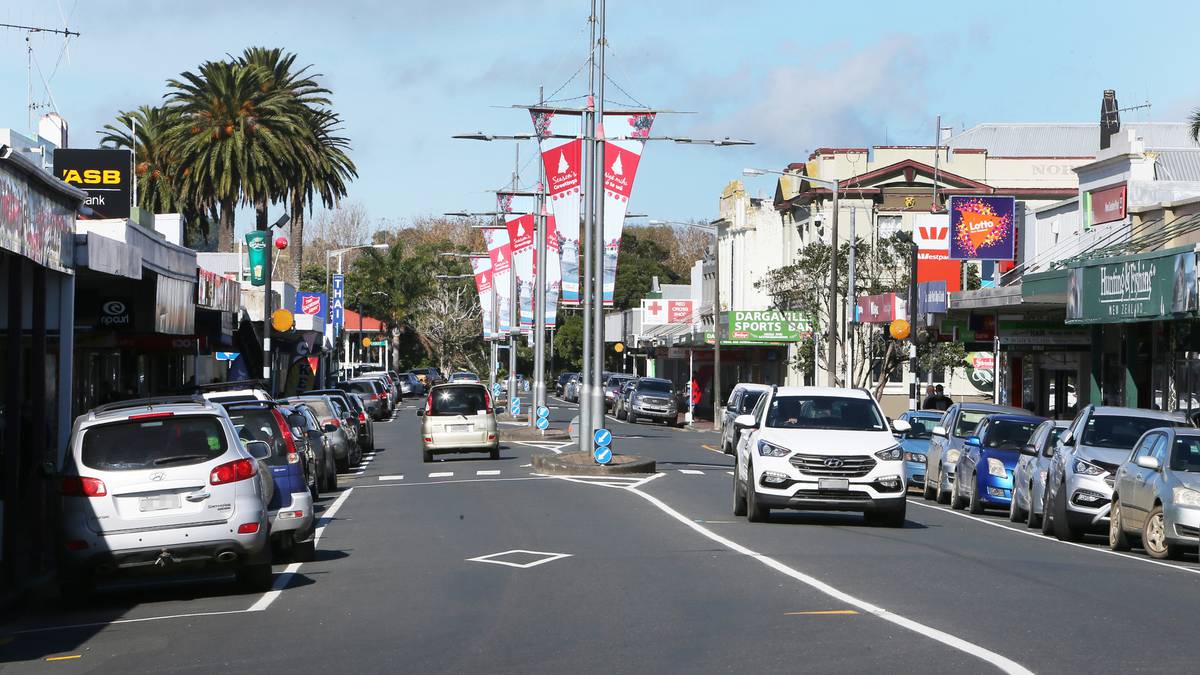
[[288, 414, 306, 428], [323, 423, 339, 432], [244, 440, 271, 460], [932, 426, 948, 438], [965, 436, 981, 447], [733, 413, 758, 429], [891, 419, 912, 434], [1060, 431, 1074, 446], [1135, 455, 1161, 471], [416, 409, 425, 417], [1019, 444, 1037, 457]]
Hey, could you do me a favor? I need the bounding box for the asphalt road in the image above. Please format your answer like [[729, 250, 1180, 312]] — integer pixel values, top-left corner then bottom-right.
[[5, 395, 1200, 673]]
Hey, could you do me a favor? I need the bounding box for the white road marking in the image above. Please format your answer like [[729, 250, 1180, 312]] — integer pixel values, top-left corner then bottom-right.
[[909, 499, 1200, 578], [678, 469, 705, 475], [378, 475, 405, 481], [627, 487, 1033, 675], [476, 470, 501, 476], [428, 472, 454, 478], [466, 549, 573, 569], [726, 471, 735, 476], [355, 476, 555, 490]]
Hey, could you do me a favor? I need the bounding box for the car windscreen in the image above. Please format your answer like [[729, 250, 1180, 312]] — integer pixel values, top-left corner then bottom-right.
[[1171, 437, 1200, 472], [739, 391, 765, 413], [905, 415, 942, 439], [345, 381, 377, 395], [81, 415, 229, 471], [954, 411, 988, 438], [606, 376, 633, 387], [293, 398, 333, 419], [765, 396, 886, 431], [1082, 415, 1187, 449], [638, 380, 672, 393], [983, 420, 1040, 450], [429, 386, 488, 415], [225, 407, 289, 465]]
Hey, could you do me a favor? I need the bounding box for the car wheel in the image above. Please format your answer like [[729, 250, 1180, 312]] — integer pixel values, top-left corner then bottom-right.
[[335, 455, 349, 473], [922, 470, 937, 501], [968, 473, 985, 514], [1040, 486, 1055, 536], [628, 411, 638, 424], [951, 476, 966, 510], [1009, 488, 1025, 522], [57, 571, 95, 603], [733, 457, 747, 517], [351, 446, 362, 467], [236, 562, 274, 592], [746, 461, 770, 523], [490, 446, 500, 461], [325, 465, 338, 492], [873, 502, 906, 528], [1143, 505, 1181, 560], [292, 536, 316, 563], [936, 468, 951, 505], [423, 449, 433, 463], [1108, 498, 1131, 552], [1053, 481, 1083, 542]]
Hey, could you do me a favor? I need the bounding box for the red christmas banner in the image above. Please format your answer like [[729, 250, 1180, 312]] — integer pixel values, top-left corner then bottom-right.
[[600, 112, 655, 306], [483, 227, 512, 334], [531, 109, 584, 305], [470, 256, 495, 339]]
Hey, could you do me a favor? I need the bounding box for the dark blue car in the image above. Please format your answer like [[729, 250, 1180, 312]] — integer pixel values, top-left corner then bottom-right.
[[952, 413, 1044, 514]]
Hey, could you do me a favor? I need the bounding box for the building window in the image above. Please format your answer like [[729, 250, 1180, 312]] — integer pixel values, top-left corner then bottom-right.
[[877, 214, 902, 239]]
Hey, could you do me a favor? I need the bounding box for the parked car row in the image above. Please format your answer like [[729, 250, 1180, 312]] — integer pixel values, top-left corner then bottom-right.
[[56, 380, 380, 598], [904, 400, 1200, 561]]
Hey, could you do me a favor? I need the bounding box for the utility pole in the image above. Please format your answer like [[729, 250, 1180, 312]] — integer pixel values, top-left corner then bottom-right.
[[590, 0, 608, 432], [508, 146, 520, 409], [846, 205, 856, 387], [827, 183, 840, 386], [578, 0, 598, 454], [533, 85, 548, 419]]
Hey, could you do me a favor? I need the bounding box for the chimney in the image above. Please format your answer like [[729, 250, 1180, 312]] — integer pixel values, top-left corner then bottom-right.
[[1100, 90, 1120, 150], [38, 113, 68, 149]]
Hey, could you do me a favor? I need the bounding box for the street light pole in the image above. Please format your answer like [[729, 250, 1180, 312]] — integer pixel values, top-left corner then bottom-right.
[[590, 0, 608, 434], [533, 86, 548, 419], [261, 214, 289, 396], [578, 0, 598, 454]]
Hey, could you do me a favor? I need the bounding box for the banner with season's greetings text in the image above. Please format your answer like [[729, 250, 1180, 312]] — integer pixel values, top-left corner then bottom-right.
[[470, 256, 496, 339], [544, 214, 561, 327], [505, 212, 536, 328], [600, 111, 655, 306], [483, 228, 512, 334], [531, 108, 583, 305]]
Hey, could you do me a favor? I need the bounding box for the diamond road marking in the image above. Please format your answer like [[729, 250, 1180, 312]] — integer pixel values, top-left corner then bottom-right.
[[466, 549, 573, 569], [679, 469, 705, 475], [429, 472, 454, 478]]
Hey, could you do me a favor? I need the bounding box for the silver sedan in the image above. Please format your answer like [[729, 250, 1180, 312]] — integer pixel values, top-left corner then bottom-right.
[[1110, 427, 1200, 560]]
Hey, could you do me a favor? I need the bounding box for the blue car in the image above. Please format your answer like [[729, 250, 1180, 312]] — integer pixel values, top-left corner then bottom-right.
[[895, 410, 945, 490], [952, 413, 1045, 514]]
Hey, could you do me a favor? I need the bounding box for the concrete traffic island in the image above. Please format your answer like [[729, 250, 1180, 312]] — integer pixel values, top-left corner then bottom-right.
[[532, 451, 655, 476], [499, 426, 570, 442]]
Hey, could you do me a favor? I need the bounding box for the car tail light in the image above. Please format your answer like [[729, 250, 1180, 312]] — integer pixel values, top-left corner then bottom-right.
[[325, 418, 341, 429], [369, 393, 380, 400], [60, 476, 107, 497], [381, 392, 390, 401], [272, 409, 301, 465], [130, 411, 174, 420], [237, 522, 260, 534], [358, 412, 367, 423], [210, 459, 257, 485], [425, 395, 433, 416], [484, 389, 493, 410], [423, 436, 433, 443], [66, 539, 90, 551]]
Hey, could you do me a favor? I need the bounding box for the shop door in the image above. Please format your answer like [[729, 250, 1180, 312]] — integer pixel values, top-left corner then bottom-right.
[[1041, 370, 1079, 420]]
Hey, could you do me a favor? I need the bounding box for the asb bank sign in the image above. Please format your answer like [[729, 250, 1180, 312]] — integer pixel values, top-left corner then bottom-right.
[[54, 149, 132, 220]]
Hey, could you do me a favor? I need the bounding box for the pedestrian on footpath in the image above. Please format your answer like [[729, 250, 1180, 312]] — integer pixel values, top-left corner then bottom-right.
[[922, 384, 953, 411]]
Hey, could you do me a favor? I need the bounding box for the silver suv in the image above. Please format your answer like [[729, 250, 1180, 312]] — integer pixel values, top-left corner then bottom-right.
[[1043, 405, 1189, 541], [58, 396, 273, 596]]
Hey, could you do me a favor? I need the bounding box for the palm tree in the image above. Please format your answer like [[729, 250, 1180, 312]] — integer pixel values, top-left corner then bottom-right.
[[98, 105, 179, 214], [164, 59, 305, 251], [237, 47, 355, 281], [1192, 107, 1200, 145]]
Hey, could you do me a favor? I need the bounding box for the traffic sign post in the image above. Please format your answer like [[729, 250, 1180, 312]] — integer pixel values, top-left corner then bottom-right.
[[593, 446, 612, 464], [593, 427, 612, 464], [510, 398, 521, 417], [536, 406, 549, 419], [536, 417, 550, 431]]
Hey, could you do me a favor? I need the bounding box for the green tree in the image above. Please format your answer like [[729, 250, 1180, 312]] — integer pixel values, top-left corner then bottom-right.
[[164, 59, 307, 251], [1192, 107, 1200, 144], [611, 230, 682, 309]]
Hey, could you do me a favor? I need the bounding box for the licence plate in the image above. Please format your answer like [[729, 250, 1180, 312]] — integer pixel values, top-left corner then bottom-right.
[[447, 424, 473, 433], [139, 494, 181, 512], [818, 478, 849, 491]]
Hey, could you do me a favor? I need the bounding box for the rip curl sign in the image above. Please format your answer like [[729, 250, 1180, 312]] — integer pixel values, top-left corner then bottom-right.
[[948, 196, 1016, 262], [98, 299, 132, 329]]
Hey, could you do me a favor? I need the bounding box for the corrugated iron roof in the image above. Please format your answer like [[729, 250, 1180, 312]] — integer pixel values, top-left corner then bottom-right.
[[1153, 150, 1200, 181], [947, 123, 1197, 157]]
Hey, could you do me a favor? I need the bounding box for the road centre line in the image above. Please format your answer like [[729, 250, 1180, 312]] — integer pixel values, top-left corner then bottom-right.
[[909, 499, 1200, 578], [428, 472, 454, 478], [627, 487, 1033, 675], [354, 476, 555, 490], [378, 475, 404, 481], [679, 469, 705, 475], [477, 470, 501, 476], [786, 610, 859, 616]]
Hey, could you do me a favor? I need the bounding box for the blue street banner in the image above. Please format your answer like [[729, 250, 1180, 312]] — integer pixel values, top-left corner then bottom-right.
[[331, 275, 345, 331], [917, 281, 948, 316]]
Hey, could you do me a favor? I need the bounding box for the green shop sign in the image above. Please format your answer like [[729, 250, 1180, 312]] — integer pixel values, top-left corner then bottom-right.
[[1066, 247, 1197, 324], [245, 230, 269, 287], [728, 310, 811, 342]]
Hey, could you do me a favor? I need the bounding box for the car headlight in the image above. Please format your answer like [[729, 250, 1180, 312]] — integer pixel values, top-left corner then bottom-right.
[[904, 451, 927, 463], [946, 449, 961, 464], [1072, 458, 1106, 476], [757, 440, 791, 458], [874, 445, 903, 461], [1173, 487, 1200, 508], [987, 457, 1008, 478]]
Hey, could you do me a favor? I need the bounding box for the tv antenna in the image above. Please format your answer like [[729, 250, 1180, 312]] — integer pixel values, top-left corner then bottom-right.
[[1, 21, 81, 136]]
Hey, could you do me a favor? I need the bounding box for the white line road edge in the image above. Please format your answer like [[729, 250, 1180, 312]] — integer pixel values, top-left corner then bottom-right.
[[626, 487, 1033, 675], [909, 499, 1200, 578]]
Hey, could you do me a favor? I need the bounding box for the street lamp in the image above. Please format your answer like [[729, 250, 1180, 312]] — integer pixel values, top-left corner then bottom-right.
[[261, 213, 290, 395], [743, 167, 840, 387], [325, 243, 389, 298], [648, 219, 722, 429]]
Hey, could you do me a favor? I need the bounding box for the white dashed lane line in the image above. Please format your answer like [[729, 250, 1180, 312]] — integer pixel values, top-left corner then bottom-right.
[[476, 470, 501, 476], [428, 472, 454, 478], [678, 469, 705, 475]]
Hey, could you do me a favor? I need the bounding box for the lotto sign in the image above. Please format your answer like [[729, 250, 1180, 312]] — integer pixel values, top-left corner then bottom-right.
[[948, 196, 1017, 261], [331, 275, 345, 330]]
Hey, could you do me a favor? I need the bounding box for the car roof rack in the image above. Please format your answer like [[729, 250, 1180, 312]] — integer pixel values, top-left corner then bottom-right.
[[194, 379, 269, 393], [90, 395, 209, 417]]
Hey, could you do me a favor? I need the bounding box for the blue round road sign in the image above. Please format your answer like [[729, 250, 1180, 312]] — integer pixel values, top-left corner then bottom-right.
[[535, 417, 550, 430], [593, 428, 612, 447], [510, 399, 521, 415], [492, 382, 502, 395], [536, 405, 550, 419], [594, 446, 613, 464]]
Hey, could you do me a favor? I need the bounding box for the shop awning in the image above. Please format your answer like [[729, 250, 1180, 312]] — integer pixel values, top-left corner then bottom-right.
[[73, 231, 142, 279]]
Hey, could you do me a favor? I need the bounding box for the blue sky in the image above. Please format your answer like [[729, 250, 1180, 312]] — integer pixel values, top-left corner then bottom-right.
[[2, 0, 1198, 237]]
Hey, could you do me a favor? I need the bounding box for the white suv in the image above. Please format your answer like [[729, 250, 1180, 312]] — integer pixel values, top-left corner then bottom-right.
[[58, 396, 274, 597], [732, 386, 909, 527]]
